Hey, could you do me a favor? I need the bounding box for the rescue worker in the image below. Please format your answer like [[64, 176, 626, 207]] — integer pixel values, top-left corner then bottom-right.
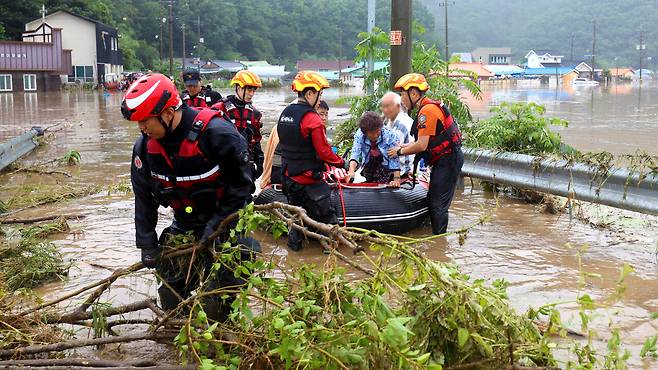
[[277, 71, 346, 251], [203, 84, 223, 106], [181, 70, 219, 107], [388, 73, 464, 235], [122, 73, 260, 321], [212, 70, 264, 179], [260, 100, 329, 189]]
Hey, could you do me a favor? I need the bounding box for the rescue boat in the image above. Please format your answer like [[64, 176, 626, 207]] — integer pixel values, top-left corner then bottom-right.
[[255, 179, 429, 234]]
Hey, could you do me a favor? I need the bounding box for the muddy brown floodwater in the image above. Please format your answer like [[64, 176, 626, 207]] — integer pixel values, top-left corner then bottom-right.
[[0, 84, 657, 367]]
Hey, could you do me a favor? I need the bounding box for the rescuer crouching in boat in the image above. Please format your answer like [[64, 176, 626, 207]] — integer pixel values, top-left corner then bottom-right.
[[343, 111, 401, 188], [277, 71, 347, 251], [122, 73, 260, 322]]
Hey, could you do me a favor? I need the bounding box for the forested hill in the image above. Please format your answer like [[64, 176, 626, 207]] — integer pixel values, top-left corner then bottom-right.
[[0, 0, 437, 71], [421, 0, 658, 69], [2, 1, 655, 71]]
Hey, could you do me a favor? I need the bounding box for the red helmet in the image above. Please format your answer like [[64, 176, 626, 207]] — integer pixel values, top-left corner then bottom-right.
[[121, 73, 181, 121]]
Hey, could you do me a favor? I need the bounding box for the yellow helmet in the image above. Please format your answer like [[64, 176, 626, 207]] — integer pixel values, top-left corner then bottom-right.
[[394, 73, 430, 92], [231, 70, 262, 88], [291, 71, 330, 92]]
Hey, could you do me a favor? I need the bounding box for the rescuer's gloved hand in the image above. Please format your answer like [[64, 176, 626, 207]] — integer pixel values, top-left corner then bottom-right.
[[140, 246, 161, 269], [200, 215, 223, 246]]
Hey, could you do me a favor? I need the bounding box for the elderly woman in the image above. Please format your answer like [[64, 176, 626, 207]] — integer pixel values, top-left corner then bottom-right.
[[344, 111, 401, 187]]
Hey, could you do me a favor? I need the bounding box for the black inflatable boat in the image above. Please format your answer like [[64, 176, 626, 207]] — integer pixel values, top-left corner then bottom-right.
[[255, 181, 429, 234]]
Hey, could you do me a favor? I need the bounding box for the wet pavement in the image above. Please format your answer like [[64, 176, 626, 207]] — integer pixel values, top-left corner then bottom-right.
[[0, 84, 657, 367]]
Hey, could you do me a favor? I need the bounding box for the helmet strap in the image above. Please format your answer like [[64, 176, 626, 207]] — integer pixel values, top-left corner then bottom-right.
[[158, 109, 175, 136], [309, 89, 320, 110], [407, 90, 421, 115], [236, 85, 245, 102]]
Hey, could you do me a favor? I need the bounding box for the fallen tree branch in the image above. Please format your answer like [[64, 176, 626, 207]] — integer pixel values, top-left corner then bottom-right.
[[9, 167, 72, 177], [19, 262, 144, 316], [0, 358, 157, 367], [0, 331, 174, 359], [45, 299, 155, 324], [0, 366, 194, 370], [0, 214, 85, 224]]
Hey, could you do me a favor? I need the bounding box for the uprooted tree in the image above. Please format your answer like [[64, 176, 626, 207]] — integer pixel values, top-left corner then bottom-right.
[[0, 203, 555, 369], [4, 201, 630, 370]]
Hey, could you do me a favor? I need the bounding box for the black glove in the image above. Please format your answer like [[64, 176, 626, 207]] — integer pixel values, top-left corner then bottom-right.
[[141, 246, 161, 269], [201, 215, 223, 246]]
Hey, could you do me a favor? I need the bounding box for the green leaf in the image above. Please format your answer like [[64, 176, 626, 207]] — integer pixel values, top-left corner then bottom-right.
[[416, 352, 431, 364], [457, 327, 470, 348], [273, 318, 285, 329], [381, 317, 414, 348]]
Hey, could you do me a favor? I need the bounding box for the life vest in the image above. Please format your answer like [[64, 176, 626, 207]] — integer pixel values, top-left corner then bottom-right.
[[145, 109, 224, 223], [276, 103, 324, 177], [181, 90, 210, 108], [411, 98, 462, 166], [212, 97, 262, 150]]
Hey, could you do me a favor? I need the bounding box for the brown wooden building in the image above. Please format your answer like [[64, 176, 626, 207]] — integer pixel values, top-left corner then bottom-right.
[[0, 23, 71, 92]]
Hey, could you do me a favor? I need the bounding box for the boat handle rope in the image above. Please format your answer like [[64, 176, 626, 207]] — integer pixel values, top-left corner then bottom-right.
[[337, 180, 348, 227]]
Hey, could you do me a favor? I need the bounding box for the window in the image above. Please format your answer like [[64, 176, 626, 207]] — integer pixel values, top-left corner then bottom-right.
[[23, 74, 37, 91], [68, 65, 95, 83], [0, 75, 11, 92]]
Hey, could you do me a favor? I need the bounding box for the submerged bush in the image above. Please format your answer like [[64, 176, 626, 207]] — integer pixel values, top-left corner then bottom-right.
[[462, 102, 569, 155]]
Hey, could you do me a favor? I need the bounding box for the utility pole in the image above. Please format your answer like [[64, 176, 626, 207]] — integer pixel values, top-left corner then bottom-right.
[[168, 2, 173, 77], [439, 1, 455, 75], [638, 27, 645, 82], [591, 20, 596, 81], [570, 32, 574, 61], [366, 0, 375, 94], [159, 14, 164, 60], [390, 0, 412, 87], [338, 28, 342, 83], [197, 14, 204, 70], [181, 23, 186, 70]]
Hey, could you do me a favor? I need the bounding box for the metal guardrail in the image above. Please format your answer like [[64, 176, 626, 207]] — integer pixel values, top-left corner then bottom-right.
[[0, 127, 44, 172], [461, 147, 658, 216]]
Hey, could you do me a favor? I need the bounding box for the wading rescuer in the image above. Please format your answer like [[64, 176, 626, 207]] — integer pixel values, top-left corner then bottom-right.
[[388, 73, 464, 235], [212, 70, 264, 179], [277, 71, 346, 251], [122, 73, 260, 321], [180, 70, 221, 108]]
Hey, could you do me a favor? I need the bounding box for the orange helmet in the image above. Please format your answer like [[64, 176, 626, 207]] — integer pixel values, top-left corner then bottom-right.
[[231, 70, 262, 88], [291, 71, 330, 92], [394, 73, 430, 92]]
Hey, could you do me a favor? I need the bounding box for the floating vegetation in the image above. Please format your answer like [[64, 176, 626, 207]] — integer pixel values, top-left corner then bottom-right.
[[0, 218, 70, 290], [61, 150, 81, 166], [0, 184, 101, 215]]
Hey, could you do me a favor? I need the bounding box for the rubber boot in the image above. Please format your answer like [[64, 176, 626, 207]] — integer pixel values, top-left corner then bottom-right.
[[201, 295, 235, 322], [287, 228, 303, 251], [157, 284, 190, 316]]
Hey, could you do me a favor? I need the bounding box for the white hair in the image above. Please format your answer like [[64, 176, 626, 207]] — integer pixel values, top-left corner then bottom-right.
[[380, 91, 401, 106]]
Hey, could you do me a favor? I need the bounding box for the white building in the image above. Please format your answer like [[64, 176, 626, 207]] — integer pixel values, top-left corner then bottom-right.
[[525, 50, 564, 68], [25, 10, 123, 85]]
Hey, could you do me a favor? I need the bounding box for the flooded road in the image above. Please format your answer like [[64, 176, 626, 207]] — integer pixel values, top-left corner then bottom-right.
[[0, 84, 657, 367]]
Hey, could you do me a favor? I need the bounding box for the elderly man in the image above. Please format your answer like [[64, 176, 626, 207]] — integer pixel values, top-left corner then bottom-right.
[[380, 91, 414, 177]]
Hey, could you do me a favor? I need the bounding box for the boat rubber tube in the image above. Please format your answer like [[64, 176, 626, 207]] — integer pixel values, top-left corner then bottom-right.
[[255, 182, 429, 234]]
